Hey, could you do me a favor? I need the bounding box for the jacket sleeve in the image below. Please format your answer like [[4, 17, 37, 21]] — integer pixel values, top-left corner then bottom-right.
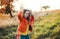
[[30, 15, 34, 27], [17, 11, 22, 21]]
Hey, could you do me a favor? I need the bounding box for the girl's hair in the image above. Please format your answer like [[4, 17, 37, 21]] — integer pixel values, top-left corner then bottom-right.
[[23, 9, 31, 22]]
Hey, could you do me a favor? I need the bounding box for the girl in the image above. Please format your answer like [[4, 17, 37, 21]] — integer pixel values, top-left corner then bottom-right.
[[17, 9, 34, 39]]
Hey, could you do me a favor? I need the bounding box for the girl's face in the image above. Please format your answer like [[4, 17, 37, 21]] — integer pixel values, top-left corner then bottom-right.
[[24, 11, 30, 18]]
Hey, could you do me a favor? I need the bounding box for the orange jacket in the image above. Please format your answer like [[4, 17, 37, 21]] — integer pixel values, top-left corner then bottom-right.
[[17, 11, 34, 32]]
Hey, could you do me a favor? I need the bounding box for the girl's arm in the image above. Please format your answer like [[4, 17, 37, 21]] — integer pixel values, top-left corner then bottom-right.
[[30, 15, 34, 26]]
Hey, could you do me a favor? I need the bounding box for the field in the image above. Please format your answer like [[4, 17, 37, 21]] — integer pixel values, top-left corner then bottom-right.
[[0, 10, 60, 39], [32, 11, 60, 39]]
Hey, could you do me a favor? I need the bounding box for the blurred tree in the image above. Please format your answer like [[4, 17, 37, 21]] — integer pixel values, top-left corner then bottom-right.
[[0, 0, 13, 5], [41, 6, 50, 11]]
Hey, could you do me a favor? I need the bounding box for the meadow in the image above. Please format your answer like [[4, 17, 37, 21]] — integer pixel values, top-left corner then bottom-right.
[[0, 10, 60, 39]]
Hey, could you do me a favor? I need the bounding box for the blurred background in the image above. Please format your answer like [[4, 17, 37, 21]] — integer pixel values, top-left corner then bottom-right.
[[0, 0, 60, 39]]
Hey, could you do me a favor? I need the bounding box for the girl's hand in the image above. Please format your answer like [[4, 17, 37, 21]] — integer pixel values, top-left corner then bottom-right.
[[16, 34, 20, 39], [16, 30, 20, 39]]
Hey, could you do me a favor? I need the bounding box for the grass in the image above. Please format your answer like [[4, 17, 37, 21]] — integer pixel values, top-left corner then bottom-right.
[[0, 11, 60, 39], [32, 12, 60, 39], [0, 25, 18, 39]]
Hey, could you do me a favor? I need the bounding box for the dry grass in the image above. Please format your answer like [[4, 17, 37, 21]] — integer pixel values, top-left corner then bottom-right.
[[0, 13, 18, 27]]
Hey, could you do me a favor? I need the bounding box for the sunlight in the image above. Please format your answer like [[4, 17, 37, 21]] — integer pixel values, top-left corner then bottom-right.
[[13, 0, 60, 11]]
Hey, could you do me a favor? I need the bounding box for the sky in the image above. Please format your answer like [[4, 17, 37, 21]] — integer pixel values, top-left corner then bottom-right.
[[13, 0, 60, 11]]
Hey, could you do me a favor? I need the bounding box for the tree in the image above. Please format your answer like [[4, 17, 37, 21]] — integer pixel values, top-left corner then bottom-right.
[[1, 0, 13, 5], [41, 6, 50, 11]]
